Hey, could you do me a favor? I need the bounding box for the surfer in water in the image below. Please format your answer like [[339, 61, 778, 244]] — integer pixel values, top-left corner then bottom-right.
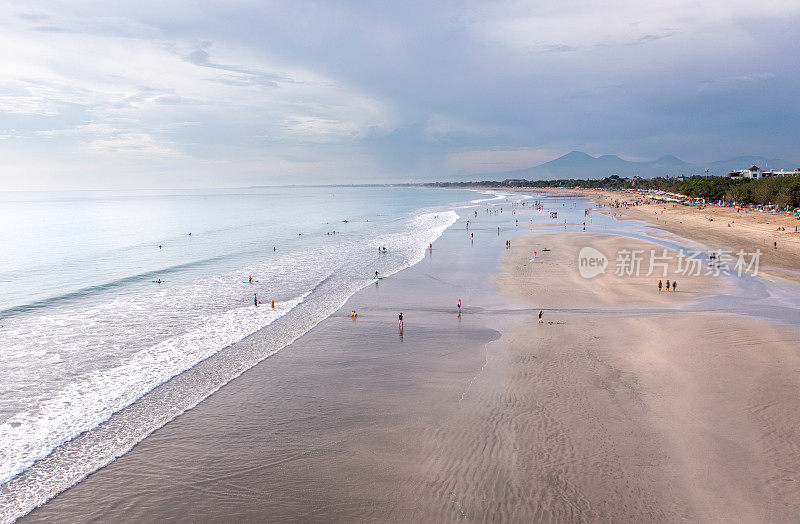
[[398, 312, 404, 328], [248, 276, 253, 283], [375, 270, 379, 279]]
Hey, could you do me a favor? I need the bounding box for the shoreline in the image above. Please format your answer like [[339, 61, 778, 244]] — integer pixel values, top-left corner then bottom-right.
[[526, 187, 800, 281], [21, 194, 800, 522]]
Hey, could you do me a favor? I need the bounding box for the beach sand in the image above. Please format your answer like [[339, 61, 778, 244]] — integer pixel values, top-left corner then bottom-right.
[[534, 187, 800, 281], [494, 233, 800, 521], [23, 210, 800, 522]]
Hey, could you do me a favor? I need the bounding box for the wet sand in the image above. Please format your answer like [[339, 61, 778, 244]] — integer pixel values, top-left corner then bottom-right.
[[23, 206, 800, 522], [495, 233, 800, 521], [533, 187, 800, 281]]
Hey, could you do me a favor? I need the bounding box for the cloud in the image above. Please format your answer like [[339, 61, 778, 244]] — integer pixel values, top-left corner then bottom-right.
[[0, 0, 798, 188], [446, 148, 561, 175]]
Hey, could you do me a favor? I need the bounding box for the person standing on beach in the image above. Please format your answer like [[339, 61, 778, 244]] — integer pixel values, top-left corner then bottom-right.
[[457, 299, 461, 312], [666, 279, 670, 291], [398, 312, 404, 328], [254, 293, 258, 307], [538, 310, 543, 323], [672, 280, 677, 292], [658, 280, 663, 292]]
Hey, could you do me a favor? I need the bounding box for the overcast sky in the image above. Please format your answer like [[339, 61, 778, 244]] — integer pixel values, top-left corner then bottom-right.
[[1, 1, 798, 189]]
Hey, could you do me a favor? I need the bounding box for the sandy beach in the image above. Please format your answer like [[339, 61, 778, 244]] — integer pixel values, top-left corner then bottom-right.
[[21, 194, 800, 522], [534, 187, 800, 281]]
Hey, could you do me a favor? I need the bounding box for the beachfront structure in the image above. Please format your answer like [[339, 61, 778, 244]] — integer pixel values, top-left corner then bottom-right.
[[769, 169, 800, 177], [728, 166, 763, 179], [728, 166, 800, 179]]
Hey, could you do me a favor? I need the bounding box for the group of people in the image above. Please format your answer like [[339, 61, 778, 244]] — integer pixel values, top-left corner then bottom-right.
[[657, 279, 678, 292], [253, 294, 276, 308]]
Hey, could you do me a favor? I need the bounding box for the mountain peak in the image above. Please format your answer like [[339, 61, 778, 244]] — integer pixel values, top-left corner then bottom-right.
[[652, 154, 688, 165], [562, 151, 595, 160]]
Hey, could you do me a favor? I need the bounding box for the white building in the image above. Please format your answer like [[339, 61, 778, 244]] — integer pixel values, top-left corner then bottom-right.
[[768, 169, 800, 177], [728, 165, 762, 179]]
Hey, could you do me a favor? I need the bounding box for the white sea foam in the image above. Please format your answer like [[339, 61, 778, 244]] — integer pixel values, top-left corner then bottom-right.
[[0, 206, 458, 523]]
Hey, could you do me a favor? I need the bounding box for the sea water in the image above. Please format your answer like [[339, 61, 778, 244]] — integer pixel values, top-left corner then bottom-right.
[[0, 185, 490, 521]]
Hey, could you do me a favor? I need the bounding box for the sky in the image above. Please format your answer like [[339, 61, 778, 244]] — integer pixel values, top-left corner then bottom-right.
[[1, 0, 799, 189]]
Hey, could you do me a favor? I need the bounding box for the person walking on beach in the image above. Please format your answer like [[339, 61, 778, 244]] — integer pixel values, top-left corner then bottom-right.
[[672, 280, 677, 292], [666, 279, 670, 291], [457, 299, 461, 312], [658, 280, 663, 292], [538, 310, 543, 323], [398, 312, 404, 328], [254, 293, 258, 307]]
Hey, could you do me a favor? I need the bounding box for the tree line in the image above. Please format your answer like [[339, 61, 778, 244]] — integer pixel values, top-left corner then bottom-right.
[[424, 175, 800, 208]]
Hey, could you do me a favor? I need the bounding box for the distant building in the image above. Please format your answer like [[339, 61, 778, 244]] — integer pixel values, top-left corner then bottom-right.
[[728, 166, 799, 179], [768, 169, 800, 177], [728, 166, 762, 179], [503, 179, 528, 186]]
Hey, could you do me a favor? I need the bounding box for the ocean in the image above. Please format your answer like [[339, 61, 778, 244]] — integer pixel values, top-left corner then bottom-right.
[[0, 185, 490, 520]]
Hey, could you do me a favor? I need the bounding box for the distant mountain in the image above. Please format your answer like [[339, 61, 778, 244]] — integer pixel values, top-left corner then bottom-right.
[[498, 151, 692, 180], [492, 151, 796, 180]]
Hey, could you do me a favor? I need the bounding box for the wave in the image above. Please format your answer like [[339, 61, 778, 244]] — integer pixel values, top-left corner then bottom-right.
[[0, 209, 459, 523], [0, 253, 242, 319]]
